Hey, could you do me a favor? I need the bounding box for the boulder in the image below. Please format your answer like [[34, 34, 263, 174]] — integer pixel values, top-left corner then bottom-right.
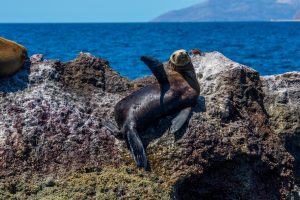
[[0, 52, 298, 199], [0, 37, 27, 78]]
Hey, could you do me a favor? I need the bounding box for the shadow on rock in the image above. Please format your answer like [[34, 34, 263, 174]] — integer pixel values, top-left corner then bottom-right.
[[171, 154, 281, 200], [140, 95, 206, 148], [0, 61, 30, 93], [194, 96, 206, 113], [284, 133, 300, 186]]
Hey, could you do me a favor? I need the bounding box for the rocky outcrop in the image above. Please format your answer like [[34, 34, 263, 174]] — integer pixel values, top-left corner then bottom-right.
[[262, 72, 300, 190], [0, 38, 27, 78], [0, 52, 299, 199]]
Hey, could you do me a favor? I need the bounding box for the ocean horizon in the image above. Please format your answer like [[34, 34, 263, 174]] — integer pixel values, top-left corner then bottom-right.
[[1, 22, 299, 79]]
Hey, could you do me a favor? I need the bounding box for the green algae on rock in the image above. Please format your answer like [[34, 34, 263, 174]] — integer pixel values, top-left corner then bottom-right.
[[0, 37, 27, 78], [0, 167, 169, 200]]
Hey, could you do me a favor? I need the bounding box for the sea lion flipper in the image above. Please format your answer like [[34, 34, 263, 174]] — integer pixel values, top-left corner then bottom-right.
[[140, 56, 162, 68], [126, 128, 148, 170], [141, 56, 168, 85], [169, 107, 192, 134], [102, 120, 122, 139]]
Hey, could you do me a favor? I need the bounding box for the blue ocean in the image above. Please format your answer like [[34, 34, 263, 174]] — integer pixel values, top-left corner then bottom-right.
[[0, 22, 299, 79]]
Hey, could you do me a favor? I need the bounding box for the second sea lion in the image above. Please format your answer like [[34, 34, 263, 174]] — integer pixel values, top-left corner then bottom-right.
[[0, 37, 27, 78]]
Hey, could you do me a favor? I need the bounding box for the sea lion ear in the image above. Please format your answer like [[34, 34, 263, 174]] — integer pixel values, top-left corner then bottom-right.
[[170, 54, 176, 65]]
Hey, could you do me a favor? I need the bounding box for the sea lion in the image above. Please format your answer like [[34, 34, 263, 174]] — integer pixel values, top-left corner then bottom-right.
[[0, 37, 27, 78], [105, 49, 200, 170]]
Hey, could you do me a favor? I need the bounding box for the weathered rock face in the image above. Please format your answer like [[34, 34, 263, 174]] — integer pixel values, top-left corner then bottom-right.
[[0, 53, 132, 176], [0, 38, 27, 78], [0, 52, 298, 199], [262, 72, 300, 188]]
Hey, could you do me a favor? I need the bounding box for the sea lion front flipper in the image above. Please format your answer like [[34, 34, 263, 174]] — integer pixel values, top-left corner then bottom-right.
[[126, 127, 148, 170], [141, 56, 168, 85], [169, 107, 192, 134]]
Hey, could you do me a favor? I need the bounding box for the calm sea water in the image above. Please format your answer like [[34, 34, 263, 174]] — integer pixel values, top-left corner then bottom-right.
[[0, 23, 299, 79]]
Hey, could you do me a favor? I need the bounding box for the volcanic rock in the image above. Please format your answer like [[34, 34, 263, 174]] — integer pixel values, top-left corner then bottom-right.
[[0, 52, 299, 199], [262, 72, 300, 189]]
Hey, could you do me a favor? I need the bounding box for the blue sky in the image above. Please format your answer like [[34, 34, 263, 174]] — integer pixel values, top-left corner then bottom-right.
[[1, 0, 202, 23]]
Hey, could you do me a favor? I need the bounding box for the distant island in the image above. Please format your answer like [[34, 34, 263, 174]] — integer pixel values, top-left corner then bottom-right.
[[296, 11, 300, 19], [152, 0, 300, 22]]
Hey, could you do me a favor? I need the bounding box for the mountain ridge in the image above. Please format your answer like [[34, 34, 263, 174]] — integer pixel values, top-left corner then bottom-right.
[[153, 0, 300, 22], [295, 11, 300, 19]]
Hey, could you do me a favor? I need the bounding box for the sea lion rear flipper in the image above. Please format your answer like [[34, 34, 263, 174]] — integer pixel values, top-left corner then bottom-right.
[[141, 56, 168, 85], [102, 120, 122, 139], [126, 128, 148, 170], [169, 107, 192, 134]]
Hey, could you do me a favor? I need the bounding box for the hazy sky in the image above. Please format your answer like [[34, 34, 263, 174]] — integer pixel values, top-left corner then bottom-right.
[[0, 0, 203, 23]]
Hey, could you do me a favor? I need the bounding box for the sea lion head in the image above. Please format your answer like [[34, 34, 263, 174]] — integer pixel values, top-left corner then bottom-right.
[[170, 49, 191, 67]]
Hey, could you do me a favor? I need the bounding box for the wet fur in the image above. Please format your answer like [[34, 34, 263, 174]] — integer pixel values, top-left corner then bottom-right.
[[114, 54, 200, 169], [115, 62, 199, 131]]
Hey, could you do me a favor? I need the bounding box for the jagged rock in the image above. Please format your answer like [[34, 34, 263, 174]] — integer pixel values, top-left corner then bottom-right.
[[61, 52, 132, 94], [0, 52, 298, 199], [262, 72, 300, 189], [0, 38, 27, 78]]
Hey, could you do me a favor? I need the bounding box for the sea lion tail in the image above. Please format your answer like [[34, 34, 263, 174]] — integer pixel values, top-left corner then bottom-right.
[[126, 127, 148, 170]]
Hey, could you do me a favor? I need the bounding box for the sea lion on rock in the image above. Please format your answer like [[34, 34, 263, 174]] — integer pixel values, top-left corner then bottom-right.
[[0, 37, 27, 78], [106, 49, 200, 170]]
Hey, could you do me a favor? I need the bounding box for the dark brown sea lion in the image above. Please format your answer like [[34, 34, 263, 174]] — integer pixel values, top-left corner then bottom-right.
[[105, 49, 200, 170]]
